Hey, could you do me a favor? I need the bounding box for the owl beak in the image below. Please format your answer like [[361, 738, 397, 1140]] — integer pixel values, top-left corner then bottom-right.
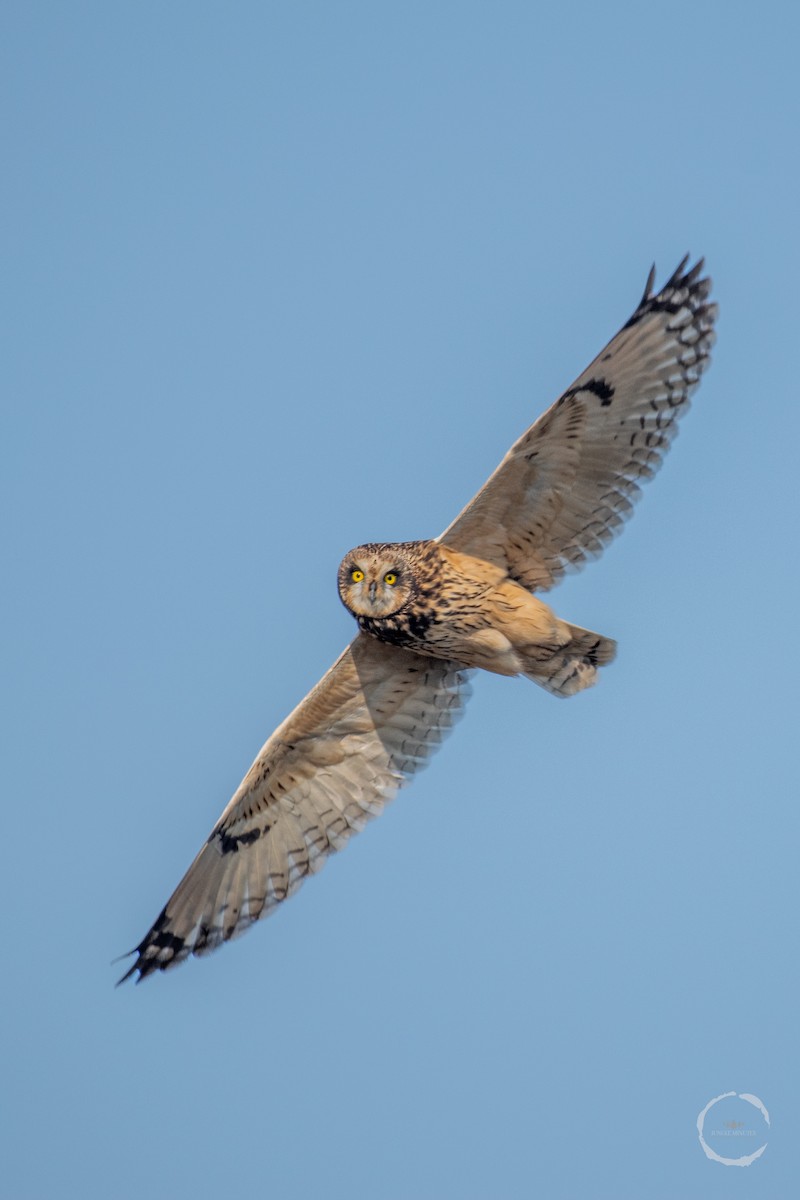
[[368, 581, 377, 602]]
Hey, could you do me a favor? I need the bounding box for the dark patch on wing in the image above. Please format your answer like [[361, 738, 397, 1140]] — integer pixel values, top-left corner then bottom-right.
[[216, 823, 270, 855], [562, 377, 615, 407]]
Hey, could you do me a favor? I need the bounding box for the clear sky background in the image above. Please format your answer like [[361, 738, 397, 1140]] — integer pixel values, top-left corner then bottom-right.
[[2, 3, 798, 1197]]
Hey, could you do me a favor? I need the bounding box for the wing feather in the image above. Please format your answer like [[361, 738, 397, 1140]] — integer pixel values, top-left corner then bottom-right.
[[438, 256, 717, 591], [120, 634, 470, 981]]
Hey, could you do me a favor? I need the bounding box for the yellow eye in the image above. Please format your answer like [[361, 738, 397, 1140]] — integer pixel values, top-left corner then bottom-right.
[[350, 568, 364, 583], [384, 572, 397, 586]]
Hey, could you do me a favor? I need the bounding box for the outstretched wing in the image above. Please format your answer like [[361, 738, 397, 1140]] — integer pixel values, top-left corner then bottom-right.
[[120, 635, 470, 982], [439, 256, 717, 592]]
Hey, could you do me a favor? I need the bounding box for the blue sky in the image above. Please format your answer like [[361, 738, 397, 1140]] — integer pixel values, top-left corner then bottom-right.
[[3, 3, 798, 1197]]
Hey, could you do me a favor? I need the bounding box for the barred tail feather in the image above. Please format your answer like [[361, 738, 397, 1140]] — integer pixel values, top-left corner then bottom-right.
[[524, 623, 617, 697]]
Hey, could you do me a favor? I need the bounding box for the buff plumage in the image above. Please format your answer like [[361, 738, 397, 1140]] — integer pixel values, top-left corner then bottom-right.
[[121, 255, 716, 982]]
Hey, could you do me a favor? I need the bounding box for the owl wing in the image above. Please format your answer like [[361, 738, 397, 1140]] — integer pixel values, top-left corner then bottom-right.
[[119, 635, 470, 982], [438, 256, 717, 592]]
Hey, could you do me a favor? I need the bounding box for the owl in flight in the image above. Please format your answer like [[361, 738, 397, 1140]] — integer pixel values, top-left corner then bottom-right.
[[120, 256, 716, 982]]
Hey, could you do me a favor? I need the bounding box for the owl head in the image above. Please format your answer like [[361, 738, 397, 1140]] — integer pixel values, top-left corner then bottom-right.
[[337, 542, 420, 619]]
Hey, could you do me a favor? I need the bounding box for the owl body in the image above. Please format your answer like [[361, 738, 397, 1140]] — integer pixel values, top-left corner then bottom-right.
[[337, 540, 615, 695]]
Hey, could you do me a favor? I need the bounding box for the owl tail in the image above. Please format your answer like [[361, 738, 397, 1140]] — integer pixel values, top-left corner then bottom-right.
[[523, 623, 617, 698]]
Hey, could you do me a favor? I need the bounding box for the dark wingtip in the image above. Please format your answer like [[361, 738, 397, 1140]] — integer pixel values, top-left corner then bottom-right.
[[683, 256, 705, 285], [674, 251, 691, 277], [627, 254, 712, 329], [113, 949, 141, 987]]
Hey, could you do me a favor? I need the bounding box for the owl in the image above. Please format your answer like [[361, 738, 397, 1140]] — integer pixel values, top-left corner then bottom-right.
[[120, 255, 716, 982], [337, 540, 616, 695]]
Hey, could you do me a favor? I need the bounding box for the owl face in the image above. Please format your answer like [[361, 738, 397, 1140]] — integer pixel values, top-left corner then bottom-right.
[[337, 544, 416, 618]]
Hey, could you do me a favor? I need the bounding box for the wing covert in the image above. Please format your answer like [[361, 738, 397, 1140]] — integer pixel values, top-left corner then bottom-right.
[[120, 635, 470, 982], [439, 256, 717, 591]]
